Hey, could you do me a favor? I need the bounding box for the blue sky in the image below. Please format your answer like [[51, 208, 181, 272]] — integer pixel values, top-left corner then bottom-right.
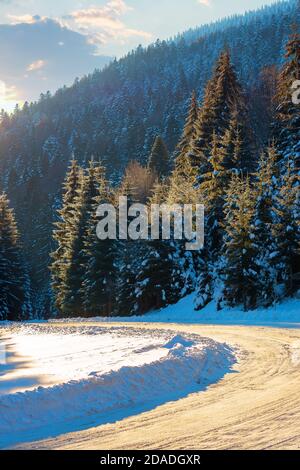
[[0, 0, 278, 110]]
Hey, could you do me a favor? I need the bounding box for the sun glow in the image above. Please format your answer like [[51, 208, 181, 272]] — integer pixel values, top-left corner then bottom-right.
[[0, 80, 22, 113]]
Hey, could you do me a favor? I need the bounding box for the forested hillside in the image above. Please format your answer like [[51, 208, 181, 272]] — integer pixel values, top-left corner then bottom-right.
[[0, 0, 299, 316]]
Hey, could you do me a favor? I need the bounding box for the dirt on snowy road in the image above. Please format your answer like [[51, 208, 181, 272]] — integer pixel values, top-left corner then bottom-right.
[[17, 322, 300, 450]]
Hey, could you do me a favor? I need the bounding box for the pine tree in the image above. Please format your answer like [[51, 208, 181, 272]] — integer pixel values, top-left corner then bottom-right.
[[50, 159, 82, 312], [220, 111, 255, 173], [135, 238, 182, 314], [254, 145, 281, 306], [272, 164, 300, 298], [148, 136, 170, 178], [135, 185, 185, 313], [195, 132, 230, 311], [273, 30, 300, 176], [81, 164, 118, 317], [219, 176, 260, 311], [191, 50, 250, 177], [116, 174, 141, 316], [0, 193, 31, 320], [168, 156, 199, 205], [59, 161, 104, 316], [175, 91, 199, 166]]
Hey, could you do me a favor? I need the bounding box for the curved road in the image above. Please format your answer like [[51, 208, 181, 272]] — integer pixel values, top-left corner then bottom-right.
[[21, 322, 300, 450]]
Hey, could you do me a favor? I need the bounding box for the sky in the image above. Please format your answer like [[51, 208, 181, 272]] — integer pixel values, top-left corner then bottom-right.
[[0, 0, 279, 111]]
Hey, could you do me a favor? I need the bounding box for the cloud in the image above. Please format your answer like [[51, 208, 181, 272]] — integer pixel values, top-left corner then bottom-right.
[[197, 0, 211, 6], [0, 18, 111, 108], [0, 1, 151, 108], [67, 0, 151, 46], [7, 14, 42, 24], [0, 79, 21, 112], [27, 59, 46, 72]]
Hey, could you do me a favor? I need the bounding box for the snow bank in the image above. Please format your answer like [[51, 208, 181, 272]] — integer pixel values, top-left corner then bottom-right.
[[60, 294, 300, 326], [0, 325, 173, 393], [0, 333, 235, 447]]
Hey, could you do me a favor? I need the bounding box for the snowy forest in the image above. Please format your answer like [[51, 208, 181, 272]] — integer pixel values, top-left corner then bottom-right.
[[0, 0, 299, 320]]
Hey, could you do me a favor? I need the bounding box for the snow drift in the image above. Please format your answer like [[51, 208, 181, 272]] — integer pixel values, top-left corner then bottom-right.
[[0, 331, 235, 448]]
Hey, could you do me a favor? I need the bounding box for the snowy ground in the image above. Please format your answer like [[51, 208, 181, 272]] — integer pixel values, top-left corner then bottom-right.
[[1, 294, 299, 449], [50, 294, 300, 327], [0, 323, 236, 448]]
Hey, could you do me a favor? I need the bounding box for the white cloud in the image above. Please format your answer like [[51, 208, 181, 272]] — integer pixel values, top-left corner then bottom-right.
[[6, 1, 151, 54], [7, 14, 43, 25], [197, 0, 211, 6], [26, 59, 46, 72], [68, 0, 151, 45]]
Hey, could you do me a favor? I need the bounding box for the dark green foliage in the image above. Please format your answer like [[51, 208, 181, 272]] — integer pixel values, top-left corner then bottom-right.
[[0, 193, 31, 320], [253, 145, 281, 306], [135, 239, 183, 314], [273, 29, 300, 176], [148, 136, 170, 178], [272, 165, 300, 297], [175, 91, 199, 167], [50, 159, 82, 313], [191, 50, 253, 177], [81, 165, 118, 317], [219, 176, 260, 311]]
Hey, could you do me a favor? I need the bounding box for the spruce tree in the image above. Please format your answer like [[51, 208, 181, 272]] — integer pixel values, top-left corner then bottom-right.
[[0, 193, 31, 321], [220, 111, 255, 173], [148, 136, 170, 178], [219, 176, 259, 310], [81, 164, 118, 317], [272, 164, 300, 298], [175, 91, 199, 167], [135, 238, 182, 314], [50, 159, 82, 312], [195, 133, 230, 311], [116, 175, 141, 316], [59, 161, 104, 316], [273, 30, 300, 177], [135, 192, 184, 314], [190, 50, 250, 177], [254, 145, 281, 306]]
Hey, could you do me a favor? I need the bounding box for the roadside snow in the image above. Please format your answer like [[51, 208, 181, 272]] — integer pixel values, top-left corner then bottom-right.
[[0, 325, 172, 395], [58, 294, 300, 326], [0, 324, 236, 448]]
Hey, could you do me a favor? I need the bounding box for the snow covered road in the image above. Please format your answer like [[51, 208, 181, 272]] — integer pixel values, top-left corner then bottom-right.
[[0, 324, 235, 448], [14, 321, 300, 451]]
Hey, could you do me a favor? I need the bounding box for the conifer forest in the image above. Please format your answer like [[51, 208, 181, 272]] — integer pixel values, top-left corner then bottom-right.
[[0, 0, 299, 321]]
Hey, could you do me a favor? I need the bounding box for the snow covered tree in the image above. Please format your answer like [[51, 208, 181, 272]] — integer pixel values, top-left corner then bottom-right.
[[218, 176, 260, 310], [0, 193, 31, 321], [273, 30, 300, 177], [272, 164, 300, 298], [135, 238, 182, 314], [175, 91, 199, 166], [254, 145, 281, 306], [50, 159, 82, 313], [220, 111, 255, 173], [195, 132, 233, 311], [116, 173, 141, 316], [81, 163, 118, 317], [148, 136, 170, 178], [58, 160, 105, 316], [134, 186, 186, 313], [190, 50, 251, 177]]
